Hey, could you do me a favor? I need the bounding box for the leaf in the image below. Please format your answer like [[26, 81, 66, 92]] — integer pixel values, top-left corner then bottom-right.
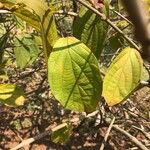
[[48, 37, 102, 112], [141, 66, 150, 81], [73, 3, 109, 59], [0, 0, 39, 30], [108, 33, 125, 50], [117, 20, 129, 29], [51, 124, 72, 144], [0, 0, 58, 58], [102, 47, 143, 106], [40, 9, 58, 58], [14, 8, 40, 31], [16, 0, 58, 57], [0, 83, 25, 106], [14, 34, 40, 68]]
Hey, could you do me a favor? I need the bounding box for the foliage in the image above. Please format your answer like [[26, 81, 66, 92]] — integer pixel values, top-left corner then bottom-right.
[[102, 47, 143, 106], [73, 5, 108, 59], [0, 0, 149, 145], [14, 34, 40, 68], [48, 37, 102, 112], [0, 83, 25, 106]]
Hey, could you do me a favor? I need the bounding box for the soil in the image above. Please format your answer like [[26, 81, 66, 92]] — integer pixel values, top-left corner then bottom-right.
[[0, 58, 150, 150]]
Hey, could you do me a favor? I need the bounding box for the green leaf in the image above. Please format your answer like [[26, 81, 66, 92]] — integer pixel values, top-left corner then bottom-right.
[[48, 37, 102, 112], [73, 4, 109, 59], [102, 47, 143, 106], [0, 83, 25, 106], [14, 34, 40, 68], [51, 124, 72, 144], [108, 33, 125, 50]]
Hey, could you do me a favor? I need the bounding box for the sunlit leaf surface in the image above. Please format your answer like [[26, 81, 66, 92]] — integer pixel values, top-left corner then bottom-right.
[[0, 83, 25, 106], [48, 37, 102, 112], [103, 47, 143, 106]]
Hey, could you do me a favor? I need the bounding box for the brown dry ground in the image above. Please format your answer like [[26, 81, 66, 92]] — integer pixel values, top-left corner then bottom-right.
[[0, 58, 150, 150]]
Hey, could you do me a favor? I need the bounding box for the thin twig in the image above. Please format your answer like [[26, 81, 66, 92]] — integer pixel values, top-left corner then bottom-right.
[[76, 0, 140, 51], [113, 125, 149, 150], [99, 117, 115, 150], [55, 10, 78, 16], [111, 9, 133, 25], [0, 10, 11, 13], [132, 125, 150, 140], [123, 107, 149, 121]]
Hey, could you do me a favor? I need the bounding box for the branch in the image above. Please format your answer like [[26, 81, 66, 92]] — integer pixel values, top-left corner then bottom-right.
[[76, 0, 140, 51], [10, 123, 68, 150], [113, 125, 149, 150], [99, 117, 115, 150]]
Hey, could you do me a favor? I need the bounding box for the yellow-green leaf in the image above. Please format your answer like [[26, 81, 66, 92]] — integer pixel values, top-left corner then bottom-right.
[[48, 37, 102, 112], [0, 83, 25, 106], [102, 47, 143, 106], [141, 66, 150, 81]]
